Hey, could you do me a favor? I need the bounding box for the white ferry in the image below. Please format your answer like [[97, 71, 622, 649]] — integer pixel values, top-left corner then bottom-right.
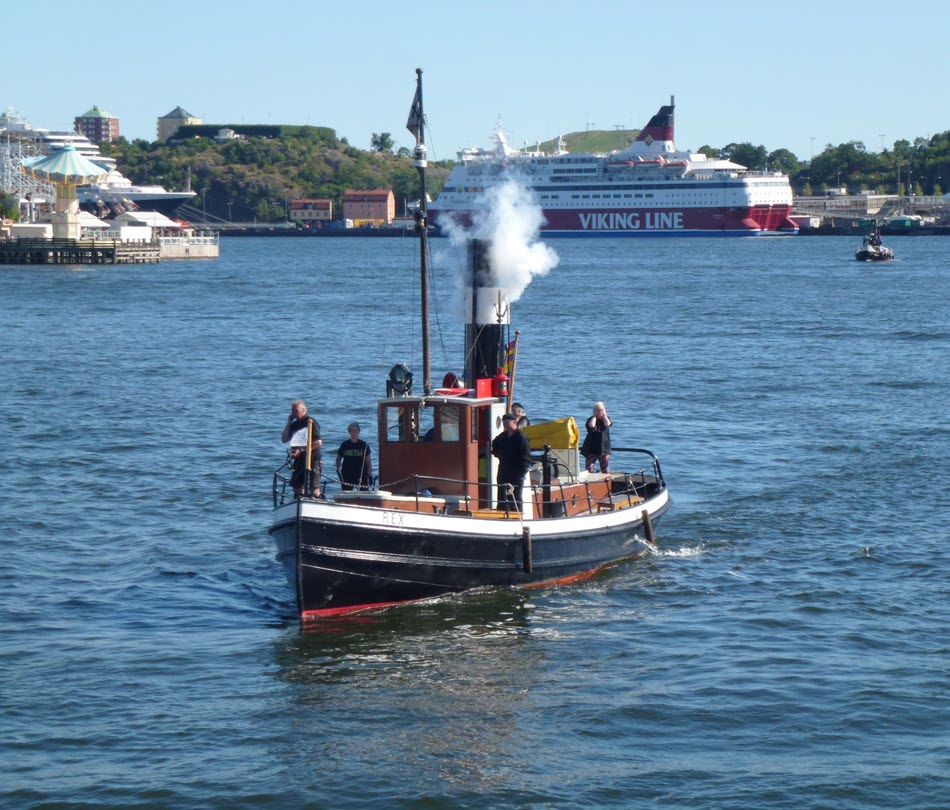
[[431, 98, 797, 237]]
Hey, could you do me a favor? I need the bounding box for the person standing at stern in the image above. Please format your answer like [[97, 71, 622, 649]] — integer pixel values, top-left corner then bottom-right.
[[581, 401, 612, 474]]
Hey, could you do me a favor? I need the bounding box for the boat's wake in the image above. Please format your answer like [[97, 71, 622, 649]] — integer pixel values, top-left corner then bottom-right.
[[645, 542, 705, 559]]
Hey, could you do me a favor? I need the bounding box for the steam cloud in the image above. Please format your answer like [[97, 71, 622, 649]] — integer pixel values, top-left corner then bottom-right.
[[444, 178, 559, 302]]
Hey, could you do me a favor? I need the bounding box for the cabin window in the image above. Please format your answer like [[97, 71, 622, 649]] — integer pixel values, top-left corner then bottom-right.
[[438, 405, 461, 442], [419, 406, 435, 442], [385, 403, 419, 442]]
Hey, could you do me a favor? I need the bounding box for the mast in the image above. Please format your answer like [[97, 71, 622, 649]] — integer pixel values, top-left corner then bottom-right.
[[407, 67, 431, 394]]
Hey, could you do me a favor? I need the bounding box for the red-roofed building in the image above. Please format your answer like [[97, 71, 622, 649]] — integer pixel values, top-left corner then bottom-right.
[[289, 198, 333, 227], [342, 189, 395, 227]]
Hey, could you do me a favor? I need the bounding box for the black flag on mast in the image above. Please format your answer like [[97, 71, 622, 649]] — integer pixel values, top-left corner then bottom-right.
[[406, 80, 423, 143]]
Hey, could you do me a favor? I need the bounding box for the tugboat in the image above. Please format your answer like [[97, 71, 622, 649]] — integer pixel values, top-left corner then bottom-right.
[[269, 70, 671, 622], [855, 223, 894, 261]]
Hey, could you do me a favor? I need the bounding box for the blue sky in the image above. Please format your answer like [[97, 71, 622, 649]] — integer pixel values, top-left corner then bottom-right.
[[8, 0, 948, 162]]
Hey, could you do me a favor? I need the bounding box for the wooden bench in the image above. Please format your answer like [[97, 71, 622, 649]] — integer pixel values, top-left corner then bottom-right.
[[469, 509, 523, 520], [596, 494, 644, 513]]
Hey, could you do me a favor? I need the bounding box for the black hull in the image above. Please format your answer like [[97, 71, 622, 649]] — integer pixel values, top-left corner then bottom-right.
[[855, 247, 894, 262], [270, 498, 669, 620]]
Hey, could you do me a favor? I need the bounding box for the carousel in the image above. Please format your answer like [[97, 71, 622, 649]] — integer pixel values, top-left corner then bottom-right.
[[21, 145, 109, 241]]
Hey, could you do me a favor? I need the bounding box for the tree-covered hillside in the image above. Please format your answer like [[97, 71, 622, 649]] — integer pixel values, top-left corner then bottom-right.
[[99, 128, 452, 222]]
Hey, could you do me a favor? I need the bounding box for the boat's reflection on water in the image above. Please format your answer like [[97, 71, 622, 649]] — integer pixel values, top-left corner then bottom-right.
[[270, 588, 546, 794], [273, 586, 538, 666]]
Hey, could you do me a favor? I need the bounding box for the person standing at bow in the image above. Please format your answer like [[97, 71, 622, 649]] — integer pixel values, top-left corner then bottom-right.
[[281, 399, 322, 498]]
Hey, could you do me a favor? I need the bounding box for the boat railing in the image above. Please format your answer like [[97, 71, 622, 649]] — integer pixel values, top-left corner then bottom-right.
[[533, 445, 664, 518], [610, 447, 665, 489], [272, 456, 336, 507], [272, 458, 293, 507], [272, 446, 665, 513]]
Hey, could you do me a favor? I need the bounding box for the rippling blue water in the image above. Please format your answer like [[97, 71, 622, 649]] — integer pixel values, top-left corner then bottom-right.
[[2, 236, 947, 808]]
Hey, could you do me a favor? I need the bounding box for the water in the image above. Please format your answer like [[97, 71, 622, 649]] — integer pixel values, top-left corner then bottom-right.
[[1, 236, 947, 808]]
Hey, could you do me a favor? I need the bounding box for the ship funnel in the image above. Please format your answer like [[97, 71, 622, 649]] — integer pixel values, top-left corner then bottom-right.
[[463, 239, 510, 387]]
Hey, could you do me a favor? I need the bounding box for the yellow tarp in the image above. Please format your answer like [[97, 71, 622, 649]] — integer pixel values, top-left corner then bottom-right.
[[522, 416, 579, 450]]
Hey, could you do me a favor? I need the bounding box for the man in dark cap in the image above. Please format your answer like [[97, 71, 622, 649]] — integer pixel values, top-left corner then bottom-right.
[[490, 412, 533, 514]]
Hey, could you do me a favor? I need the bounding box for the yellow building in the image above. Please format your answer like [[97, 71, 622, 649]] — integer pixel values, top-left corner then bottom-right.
[[158, 106, 202, 143]]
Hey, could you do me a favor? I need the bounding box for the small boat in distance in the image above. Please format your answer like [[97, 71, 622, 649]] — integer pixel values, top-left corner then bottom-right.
[[268, 70, 671, 622], [855, 223, 894, 261]]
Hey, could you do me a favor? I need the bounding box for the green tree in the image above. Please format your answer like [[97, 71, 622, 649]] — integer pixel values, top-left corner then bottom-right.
[[371, 132, 395, 152], [809, 141, 872, 190], [767, 148, 801, 175], [721, 143, 768, 170], [0, 190, 20, 221]]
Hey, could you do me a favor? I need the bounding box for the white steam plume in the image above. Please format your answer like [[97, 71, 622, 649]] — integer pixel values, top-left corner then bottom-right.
[[444, 177, 559, 302]]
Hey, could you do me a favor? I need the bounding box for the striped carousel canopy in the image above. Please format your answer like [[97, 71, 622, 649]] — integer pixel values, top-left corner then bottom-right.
[[21, 144, 110, 185]]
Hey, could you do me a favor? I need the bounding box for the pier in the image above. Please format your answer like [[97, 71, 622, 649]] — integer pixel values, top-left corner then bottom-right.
[[0, 236, 160, 264]]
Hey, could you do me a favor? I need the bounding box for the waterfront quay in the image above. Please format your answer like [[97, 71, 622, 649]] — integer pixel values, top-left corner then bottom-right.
[[0, 231, 220, 264], [0, 236, 160, 264]]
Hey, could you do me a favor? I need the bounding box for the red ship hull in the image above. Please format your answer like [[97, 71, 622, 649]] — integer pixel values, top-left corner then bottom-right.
[[433, 204, 798, 237]]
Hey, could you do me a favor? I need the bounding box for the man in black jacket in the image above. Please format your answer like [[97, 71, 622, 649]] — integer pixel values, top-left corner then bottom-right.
[[491, 412, 532, 514]]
